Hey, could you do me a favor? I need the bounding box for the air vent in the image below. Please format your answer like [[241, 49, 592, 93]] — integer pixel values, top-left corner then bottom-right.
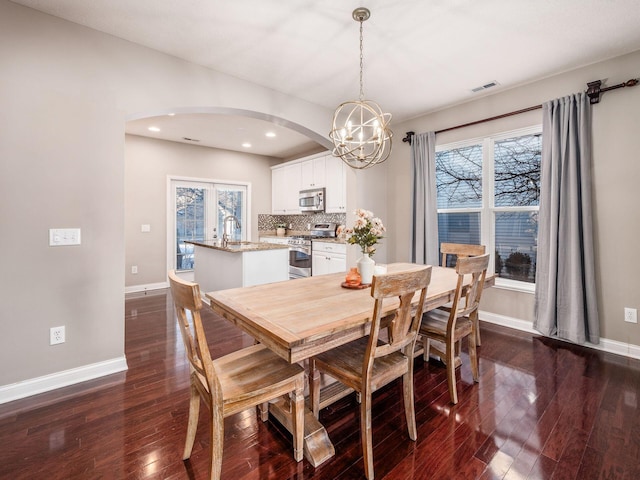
[[471, 81, 500, 93], [182, 137, 200, 142]]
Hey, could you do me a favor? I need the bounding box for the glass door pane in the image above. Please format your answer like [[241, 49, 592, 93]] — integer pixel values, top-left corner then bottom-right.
[[215, 184, 247, 242], [175, 186, 206, 271]]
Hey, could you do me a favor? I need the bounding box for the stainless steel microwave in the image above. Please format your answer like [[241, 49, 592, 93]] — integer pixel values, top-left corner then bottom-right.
[[299, 187, 325, 213]]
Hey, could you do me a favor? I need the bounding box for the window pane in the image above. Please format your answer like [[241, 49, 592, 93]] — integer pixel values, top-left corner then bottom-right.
[[494, 134, 541, 207], [176, 187, 205, 271], [437, 212, 481, 267], [436, 144, 482, 209], [495, 211, 538, 283]]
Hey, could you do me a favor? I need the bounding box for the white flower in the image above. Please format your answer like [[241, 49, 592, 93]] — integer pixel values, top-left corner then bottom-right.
[[347, 208, 386, 257]]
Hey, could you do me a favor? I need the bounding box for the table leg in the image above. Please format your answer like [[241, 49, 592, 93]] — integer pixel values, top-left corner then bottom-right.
[[268, 397, 335, 467]]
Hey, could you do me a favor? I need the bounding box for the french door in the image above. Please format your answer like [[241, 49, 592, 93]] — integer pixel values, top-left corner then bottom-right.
[[169, 178, 248, 276]]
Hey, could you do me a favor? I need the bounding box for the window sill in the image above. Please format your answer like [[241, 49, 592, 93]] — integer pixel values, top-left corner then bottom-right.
[[494, 278, 535, 294]]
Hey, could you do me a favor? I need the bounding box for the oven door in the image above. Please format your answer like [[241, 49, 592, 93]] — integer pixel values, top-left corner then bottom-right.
[[289, 245, 311, 278]]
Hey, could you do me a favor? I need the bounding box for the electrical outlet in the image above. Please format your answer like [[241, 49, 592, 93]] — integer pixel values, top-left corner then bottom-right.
[[624, 307, 637, 324], [50, 326, 65, 345], [131, 265, 138, 274]]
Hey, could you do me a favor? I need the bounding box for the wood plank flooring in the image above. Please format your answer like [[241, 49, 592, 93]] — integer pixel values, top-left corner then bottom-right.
[[1, 288, 639, 479]]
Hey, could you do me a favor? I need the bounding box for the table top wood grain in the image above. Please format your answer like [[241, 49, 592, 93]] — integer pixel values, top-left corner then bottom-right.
[[207, 263, 493, 363]]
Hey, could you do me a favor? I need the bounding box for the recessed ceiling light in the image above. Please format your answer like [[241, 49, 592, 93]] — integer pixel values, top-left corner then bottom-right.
[[167, 113, 175, 116], [242, 142, 252, 148], [148, 126, 161, 132], [265, 132, 276, 138]]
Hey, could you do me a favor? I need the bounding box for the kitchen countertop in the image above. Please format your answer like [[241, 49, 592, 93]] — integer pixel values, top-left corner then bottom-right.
[[259, 232, 347, 244], [185, 239, 289, 253]]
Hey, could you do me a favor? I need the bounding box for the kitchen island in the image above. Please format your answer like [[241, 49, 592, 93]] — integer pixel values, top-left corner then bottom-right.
[[186, 240, 289, 293]]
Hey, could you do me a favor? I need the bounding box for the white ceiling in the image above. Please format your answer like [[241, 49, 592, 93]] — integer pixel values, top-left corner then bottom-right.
[[12, 0, 640, 159]]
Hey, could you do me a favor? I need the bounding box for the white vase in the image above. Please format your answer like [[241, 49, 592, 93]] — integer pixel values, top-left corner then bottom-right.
[[357, 253, 375, 285]]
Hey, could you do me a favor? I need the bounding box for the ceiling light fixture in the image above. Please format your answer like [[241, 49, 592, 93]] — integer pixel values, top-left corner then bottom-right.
[[329, 7, 392, 170], [242, 142, 251, 148], [148, 126, 161, 132], [265, 132, 276, 138]]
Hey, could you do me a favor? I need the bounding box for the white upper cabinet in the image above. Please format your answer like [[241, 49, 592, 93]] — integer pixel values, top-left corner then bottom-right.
[[300, 155, 326, 190], [324, 155, 347, 213], [272, 152, 346, 214], [271, 162, 301, 214]]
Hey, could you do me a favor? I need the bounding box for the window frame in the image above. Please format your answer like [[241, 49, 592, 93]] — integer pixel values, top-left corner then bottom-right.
[[435, 125, 542, 292]]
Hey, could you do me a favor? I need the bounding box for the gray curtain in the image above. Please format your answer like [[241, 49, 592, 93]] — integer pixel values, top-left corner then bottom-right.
[[534, 92, 599, 344], [411, 131, 439, 265]]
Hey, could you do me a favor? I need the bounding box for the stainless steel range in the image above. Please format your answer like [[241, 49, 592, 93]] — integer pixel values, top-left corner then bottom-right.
[[287, 223, 336, 279]]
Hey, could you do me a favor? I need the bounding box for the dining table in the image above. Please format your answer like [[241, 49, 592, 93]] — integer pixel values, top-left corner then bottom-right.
[[206, 262, 494, 467]]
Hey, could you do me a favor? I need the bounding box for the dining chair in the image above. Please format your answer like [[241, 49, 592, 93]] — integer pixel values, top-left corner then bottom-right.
[[420, 253, 490, 404], [168, 270, 305, 480], [440, 242, 486, 268], [310, 266, 432, 480], [439, 242, 486, 347]]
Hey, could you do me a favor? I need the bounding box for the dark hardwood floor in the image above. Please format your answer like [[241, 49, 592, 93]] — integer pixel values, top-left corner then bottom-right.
[[1, 288, 639, 479]]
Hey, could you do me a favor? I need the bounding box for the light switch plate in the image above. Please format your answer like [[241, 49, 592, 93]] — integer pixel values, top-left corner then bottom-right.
[[49, 228, 81, 246], [141, 224, 151, 232]]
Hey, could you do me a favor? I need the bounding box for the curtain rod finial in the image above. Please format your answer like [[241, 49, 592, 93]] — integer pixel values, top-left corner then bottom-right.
[[586, 80, 602, 104], [402, 131, 415, 145]]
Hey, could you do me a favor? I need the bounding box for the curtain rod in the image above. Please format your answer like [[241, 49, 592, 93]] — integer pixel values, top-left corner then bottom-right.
[[402, 77, 639, 145]]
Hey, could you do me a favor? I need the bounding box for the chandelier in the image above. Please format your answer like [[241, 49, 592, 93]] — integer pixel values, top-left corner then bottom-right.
[[330, 7, 392, 170]]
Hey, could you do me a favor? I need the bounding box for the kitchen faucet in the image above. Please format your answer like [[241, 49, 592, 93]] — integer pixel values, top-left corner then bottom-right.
[[222, 215, 241, 247]]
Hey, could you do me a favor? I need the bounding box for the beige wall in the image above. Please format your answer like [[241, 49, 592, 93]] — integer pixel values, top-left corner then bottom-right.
[[124, 135, 279, 287], [1, 0, 638, 396], [0, 0, 332, 391], [384, 50, 640, 347]]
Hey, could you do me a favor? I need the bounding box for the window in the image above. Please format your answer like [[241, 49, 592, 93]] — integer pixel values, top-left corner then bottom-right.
[[170, 179, 249, 272], [436, 126, 541, 288]]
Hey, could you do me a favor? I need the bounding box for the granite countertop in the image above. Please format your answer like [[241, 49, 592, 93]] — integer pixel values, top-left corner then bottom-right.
[[185, 240, 289, 253], [259, 231, 347, 244], [311, 237, 346, 244]]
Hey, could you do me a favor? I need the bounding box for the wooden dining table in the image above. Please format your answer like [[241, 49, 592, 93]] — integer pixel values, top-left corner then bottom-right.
[[206, 262, 493, 467]]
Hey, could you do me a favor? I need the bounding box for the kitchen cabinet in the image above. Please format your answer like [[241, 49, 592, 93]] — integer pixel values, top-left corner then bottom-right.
[[271, 162, 301, 214], [272, 152, 346, 214], [312, 241, 346, 276], [300, 155, 326, 190], [324, 155, 347, 213]]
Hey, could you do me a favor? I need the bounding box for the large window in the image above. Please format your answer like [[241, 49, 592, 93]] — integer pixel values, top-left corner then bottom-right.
[[436, 126, 541, 288], [171, 179, 248, 272]]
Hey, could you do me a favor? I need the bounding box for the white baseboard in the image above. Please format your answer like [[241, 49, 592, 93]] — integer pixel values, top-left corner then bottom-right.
[[0, 356, 128, 405], [479, 310, 640, 360], [125, 281, 168, 294]]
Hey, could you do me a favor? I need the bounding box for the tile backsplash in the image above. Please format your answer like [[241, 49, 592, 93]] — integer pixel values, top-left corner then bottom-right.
[[258, 212, 346, 233]]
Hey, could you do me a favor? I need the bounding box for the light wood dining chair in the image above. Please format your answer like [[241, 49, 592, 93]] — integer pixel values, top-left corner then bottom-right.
[[439, 242, 486, 346], [440, 242, 486, 268], [168, 271, 305, 480], [310, 266, 431, 480], [420, 254, 490, 404]]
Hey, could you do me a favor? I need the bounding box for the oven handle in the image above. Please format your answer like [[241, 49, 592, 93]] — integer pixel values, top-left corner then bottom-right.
[[289, 246, 311, 255]]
